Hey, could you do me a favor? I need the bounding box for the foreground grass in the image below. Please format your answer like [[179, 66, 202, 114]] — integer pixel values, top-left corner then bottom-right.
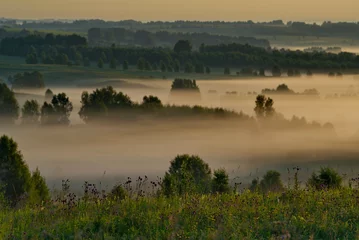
[[1, 189, 359, 239]]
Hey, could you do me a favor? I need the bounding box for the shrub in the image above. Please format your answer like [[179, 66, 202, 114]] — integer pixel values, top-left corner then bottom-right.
[[162, 155, 212, 196], [29, 168, 50, 204], [259, 170, 284, 193], [109, 184, 128, 200], [0, 135, 32, 206], [22, 100, 41, 125], [308, 167, 342, 189], [0, 83, 19, 123], [212, 169, 231, 193]]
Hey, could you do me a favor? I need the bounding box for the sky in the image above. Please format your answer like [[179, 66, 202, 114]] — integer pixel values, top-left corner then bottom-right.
[[1, 0, 358, 22]]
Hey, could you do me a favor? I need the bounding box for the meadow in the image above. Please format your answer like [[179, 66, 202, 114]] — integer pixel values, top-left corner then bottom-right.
[[1, 188, 359, 239]]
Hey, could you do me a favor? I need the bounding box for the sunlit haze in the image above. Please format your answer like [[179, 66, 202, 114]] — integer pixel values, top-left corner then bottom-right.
[[1, 0, 358, 22]]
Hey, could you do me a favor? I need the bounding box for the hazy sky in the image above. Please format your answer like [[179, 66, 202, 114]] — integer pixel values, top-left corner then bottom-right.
[[1, 0, 358, 22]]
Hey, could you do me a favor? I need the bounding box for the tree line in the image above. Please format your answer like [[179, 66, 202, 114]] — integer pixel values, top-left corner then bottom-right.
[[88, 27, 270, 48], [1, 34, 359, 70]]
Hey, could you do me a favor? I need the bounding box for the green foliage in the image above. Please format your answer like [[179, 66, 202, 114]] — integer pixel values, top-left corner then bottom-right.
[[25, 54, 38, 64], [109, 184, 128, 200], [173, 59, 180, 72], [224, 67, 231, 75], [272, 65, 282, 77], [212, 169, 231, 193], [21, 100, 40, 125], [79, 86, 133, 123], [122, 60, 129, 70], [0, 135, 32, 206], [45, 88, 54, 102], [97, 58, 104, 69], [205, 66, 211, 74], [11, 71, 45, 89], [160, 60, 167, 72], [174, 40, 192, 53], [142, 95, 163, 108], [254, 95, 275, 118], [259, 68, 265, 76], [144, 60, 152, 71], [171, 78, 199, 91], [306, 69, 313, 76], [184, 62, 194, 73], [41, 93, 73, 125], [83, 57, 91, 67], [258, 170, 284, 193], [109, 58, 117, 69], [137, 57, 145, 71], [28, 168, 50, 205], [308, 167, 343, 190], [162, 154, 212, 196], [55, 53, 69, 65], [0, 83, 19, 124]]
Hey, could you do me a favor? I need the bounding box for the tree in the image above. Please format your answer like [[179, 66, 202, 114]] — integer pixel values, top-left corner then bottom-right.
[[287, 69, 294, 77], [195, 63, 205, 74], [109, 184, 128, 200], [123, 60, 129, 70], [55, 53, 69, 65], [174, 40, 192, 53], [173, 60, 180, 72], [41, 93, 73, 125], [259, 68, 265, 76], [25, 54, 38, 64], [142, 95, 163, 108], [11, 71, 45, 89], [206, 66, 211, 74], [272, 65, 282, 77], [29, 168, 50, 204], [308, 167, 342, 190], [45, 89, 54, 102], [97, 58, 104, 69], [212, 169, 231, 193], [83, 57, 91, 67], [79, 86, 133, 123], [101, 52, 108, 63], [0, 83, 19, 124], [144, 61, 152, 71], [306, 69, 313, 77], [184, 62, 194, 73], [162, 154, 212, 196], [224, 67, 231, 75], [0, 135, 32, 206], [110, 58, 117, 69], [22, 100, 40, 125], [254, 95, 275, 118], [259, 170, 284, 193], [160, 61, 167, 72], [137, 58, 146, 71]]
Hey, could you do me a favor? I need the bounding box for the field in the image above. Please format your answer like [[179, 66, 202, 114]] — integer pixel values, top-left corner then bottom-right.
[[1, 188, 359, 239], [0, 55, 259, 87]]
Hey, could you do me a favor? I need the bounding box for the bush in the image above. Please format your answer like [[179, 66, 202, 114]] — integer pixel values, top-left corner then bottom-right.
[[162, 155, 212, 196], [308, 167, 342, 189], [0, 83, 19, 124], [253, 170, 284, 193], [109, 184, 128, 200], [0, 135, 32, 206], [29, 168, 50, 204], [22, 100, 40, 125], [212, 169, 231, 193]]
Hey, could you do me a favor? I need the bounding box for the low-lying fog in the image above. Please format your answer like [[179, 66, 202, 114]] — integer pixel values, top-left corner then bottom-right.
[[5, 74, 359, 191]]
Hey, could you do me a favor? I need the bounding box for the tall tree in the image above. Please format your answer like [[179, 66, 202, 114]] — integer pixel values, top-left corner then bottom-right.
[[0, 83, 19, 124], [22, 100, 40, 125], [174, 40, 192, 53], [41, 93, 73, 125]]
